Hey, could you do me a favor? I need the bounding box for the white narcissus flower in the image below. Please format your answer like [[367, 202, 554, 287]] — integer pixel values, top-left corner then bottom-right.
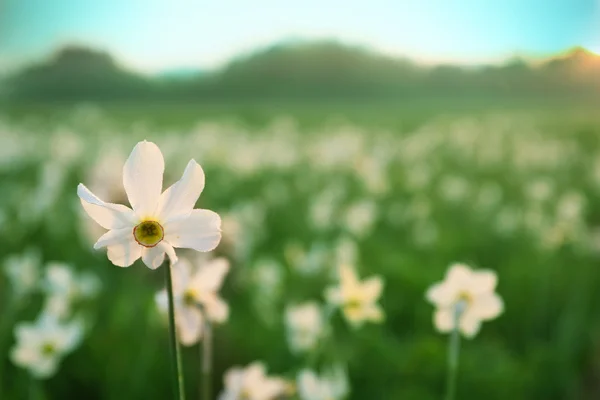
[[297, 366, 349, 400], [426, 263, 504, 338], [10, 314, 83, 379], [285, 302, 323, 354], [42, 262, 101, 318], [3, 248, 41, 298], [77, 140, 222, 269], [218, 362, 289, 400], [155, 256, 229, 346], [325, 264, 384, 327]]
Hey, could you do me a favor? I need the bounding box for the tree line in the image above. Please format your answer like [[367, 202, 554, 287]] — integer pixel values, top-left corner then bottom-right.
[[3, 41, 600, 102]]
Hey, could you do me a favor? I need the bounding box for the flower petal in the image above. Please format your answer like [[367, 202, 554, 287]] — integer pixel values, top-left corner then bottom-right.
[[190, 257, 230, 292], [204, 294, 229, 323], [459, 310, 482, 338], [141, 244, 166, 270], [106, 238, 142, 267], [155, 160, 205, 223], [426, 282, 457, 307], [433, 308, 454, 333], [177, 306, 203, 346], [171, 257, 193, 294], [361, 276, 383, 302], [472, 293, 504, 320], [122, 141, 164, 218], [77, 184, 135, 230], [470, 269, 498, 295], [164, 209, 222, 252], [93, 227, 132, 250]]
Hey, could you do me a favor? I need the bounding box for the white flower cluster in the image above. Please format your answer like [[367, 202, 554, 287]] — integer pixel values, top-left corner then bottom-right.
[[3, 252, 101, 379]]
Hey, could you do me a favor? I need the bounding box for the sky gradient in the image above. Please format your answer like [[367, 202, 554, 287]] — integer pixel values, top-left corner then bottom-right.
[[0, 0, 599, 73]]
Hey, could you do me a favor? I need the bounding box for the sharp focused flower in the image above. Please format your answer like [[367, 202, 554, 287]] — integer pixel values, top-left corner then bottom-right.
[[285, 302, 324, 354], [426, 263, 504, 338], [42, 262, 101, 318], [297, 366, 349, 400], [156, 256, 229, 346], [77, 140, 222, 269], [10, 314, 83, 379], [325, 264, 384, 327], [218, 361, 289, 400], [3, 248, 41, 298]]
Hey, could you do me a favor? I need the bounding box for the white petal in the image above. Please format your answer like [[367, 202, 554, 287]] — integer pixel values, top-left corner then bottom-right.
[[30, 356, 59, 379], [364, 304, 384, 323], [426, 282, 457, 307], [155, 160, 205, 223], [93, 227, 132, 250], [433, 308, 454, 333], [122, 141, 164, 217], [177, 307, 203, 346], [155, 290, 168, 313], [445, 263, 473, 287], [164, 209, 222, 252], [77, 184, 135, 230], [141, 244, 166, 270], [190, 258, 230, 292], [470, 269, 498, 295], [472, 293, 504, 320], [106, 238, 142, 267], [459, 310, 482, 338], [171, 258, 193, 294], [361, 276, 383, 302], [204, 295, 229, 323]]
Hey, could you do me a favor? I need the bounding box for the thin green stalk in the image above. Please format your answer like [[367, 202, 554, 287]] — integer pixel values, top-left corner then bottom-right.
[[445, 308, 462, 400], [165, 261, 186, 400], [201, 316, 212, 400]]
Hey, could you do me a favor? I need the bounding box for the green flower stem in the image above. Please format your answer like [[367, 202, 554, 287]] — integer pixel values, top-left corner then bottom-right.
[[165, 261, 186, 400], [201, 316, 212, 400], [445, 308, 462, 400]]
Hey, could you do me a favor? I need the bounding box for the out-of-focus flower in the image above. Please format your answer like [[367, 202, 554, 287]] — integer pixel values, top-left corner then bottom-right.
[[325, 265, 384, 327], [285, 302, 323, 354], [426, 263, 503, 338], [3, 248, 41, 298], [78, 140, 222, 269], [218, 361, 289, 400], [250, 258, 284, 326], [41, 262, 101, 318], [297, 366, 349, 400], [10, 314, 83, 379], [156, 256, 229, 346], [343, 200, 377, 238]]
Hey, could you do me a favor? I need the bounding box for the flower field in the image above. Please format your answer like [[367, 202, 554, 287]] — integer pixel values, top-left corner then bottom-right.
[[1, 104, 600, 399]]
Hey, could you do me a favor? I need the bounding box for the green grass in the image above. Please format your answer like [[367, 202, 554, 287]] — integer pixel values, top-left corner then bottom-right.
[[1, 100, 600, 399]]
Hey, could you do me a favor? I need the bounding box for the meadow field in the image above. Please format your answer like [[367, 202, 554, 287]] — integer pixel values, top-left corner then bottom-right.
[[1, 101, 600, 399]]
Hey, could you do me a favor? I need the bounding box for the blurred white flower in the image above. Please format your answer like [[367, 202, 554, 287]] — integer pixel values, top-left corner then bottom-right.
[[325, 264, 384, 327], [3, 248, 41, 298], [334, 236, 358, 268], [438, 175, 470, 203], [343, 200, 377, 238], [426, 263, 503, 338], [42, 262, 101, 318], [10, 314, 83, 379], [219, 361, 289, 400], [156, 256, 229, 346], [297, 366, 349, 400], [78, 140, 222, 269], [285, 302, 323, 354]]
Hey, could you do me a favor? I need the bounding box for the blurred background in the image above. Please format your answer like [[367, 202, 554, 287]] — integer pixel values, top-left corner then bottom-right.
[[2, 0, 600, 399]]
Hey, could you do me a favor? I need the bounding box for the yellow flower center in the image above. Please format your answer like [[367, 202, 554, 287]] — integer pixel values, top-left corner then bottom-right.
[[344, 298, 362, 313], [183, 289, 198, 306], [133, 220, 164, 248], [41, 342, 56, 356]]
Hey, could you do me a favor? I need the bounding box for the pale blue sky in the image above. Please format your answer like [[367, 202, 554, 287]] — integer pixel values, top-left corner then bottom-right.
[[0, 0, 599, 73]]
